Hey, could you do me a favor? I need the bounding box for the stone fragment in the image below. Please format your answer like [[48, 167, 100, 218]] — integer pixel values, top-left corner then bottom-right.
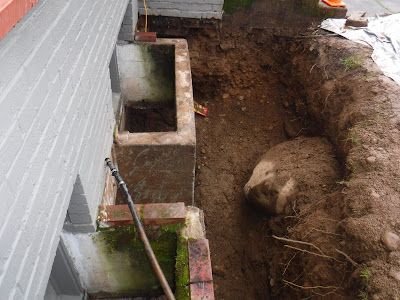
[[382, 231, 400, 251], [212, 265, 225, 277], [366, 156, 377, 164], [346, 12, 368, 27], [371, 190, 380, 198], [244, 137, 338, 215], [389, 269, 400, 282]]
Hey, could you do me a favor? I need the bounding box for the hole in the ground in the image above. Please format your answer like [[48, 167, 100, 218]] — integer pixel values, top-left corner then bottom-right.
[[141, 13, 388, 299], [122, 103, 177, 132]]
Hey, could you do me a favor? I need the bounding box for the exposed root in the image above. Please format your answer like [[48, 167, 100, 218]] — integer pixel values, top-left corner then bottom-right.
[[335, 248, 359, 267], [284, 245, 338, 261], [282, 279, 339, 290], [272, 235, 326, 255]]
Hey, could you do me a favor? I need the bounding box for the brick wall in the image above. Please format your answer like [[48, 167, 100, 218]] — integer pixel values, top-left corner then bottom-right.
[[138, 0, 224, 19], [0, 0, 129, 298]]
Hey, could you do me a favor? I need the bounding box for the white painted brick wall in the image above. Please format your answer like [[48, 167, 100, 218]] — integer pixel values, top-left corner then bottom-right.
[[0, 0, 129, 298], [138, 0, 224, 19]]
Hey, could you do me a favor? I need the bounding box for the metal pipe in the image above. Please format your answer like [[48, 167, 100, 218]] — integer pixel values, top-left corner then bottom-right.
[[105, 158, 175, 300]]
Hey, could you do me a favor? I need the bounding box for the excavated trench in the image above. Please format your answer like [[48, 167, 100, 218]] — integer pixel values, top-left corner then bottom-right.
[[142, 9, 400, 300]]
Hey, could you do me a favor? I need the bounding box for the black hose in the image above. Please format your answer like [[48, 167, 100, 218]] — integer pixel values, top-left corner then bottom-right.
[[105, 158, 175, 300]]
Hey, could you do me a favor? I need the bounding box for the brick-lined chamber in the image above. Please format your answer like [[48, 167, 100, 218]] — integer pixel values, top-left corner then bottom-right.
[[115, 39, 196, 205]]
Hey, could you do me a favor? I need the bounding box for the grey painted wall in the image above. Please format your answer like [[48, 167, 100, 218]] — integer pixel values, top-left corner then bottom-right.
[[138, 0, 224, 19], [119, 0, 139, 41], [0, 0, 129, 298]]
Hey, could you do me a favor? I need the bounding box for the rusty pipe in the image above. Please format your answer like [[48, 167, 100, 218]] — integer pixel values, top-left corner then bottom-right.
[[105, 158, 175, 300]]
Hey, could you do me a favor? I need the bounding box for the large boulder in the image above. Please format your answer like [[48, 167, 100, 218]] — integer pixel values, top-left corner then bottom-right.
[[244, 137, 339, 215]]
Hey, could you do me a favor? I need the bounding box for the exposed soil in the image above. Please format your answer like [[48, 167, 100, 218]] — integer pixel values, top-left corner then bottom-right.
[[142, 3, 400, 299], [124, 105, 176, 133], [193, 56, 286, 299]]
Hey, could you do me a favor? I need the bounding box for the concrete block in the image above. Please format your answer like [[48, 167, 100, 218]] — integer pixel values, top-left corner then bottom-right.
[[115, 39, 196, 205]]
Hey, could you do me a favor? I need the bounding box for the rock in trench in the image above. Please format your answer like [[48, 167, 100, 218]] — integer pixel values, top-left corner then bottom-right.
[[382, 231, 400, 251], [244, 137, 339, 215]]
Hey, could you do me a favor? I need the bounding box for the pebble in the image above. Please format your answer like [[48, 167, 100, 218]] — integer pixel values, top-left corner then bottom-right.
[[201, 148, 206, 154], [222, 93, 229, 99], [389, 269, 400, 282], [238, 95, 244, 101], [269, 278, 275, 286], [366, 156, 377, 164], [382, 231, 400, 251], [371, 190, 380, 198], [212, 265, 226, 277], [241, 106, 247, 112]]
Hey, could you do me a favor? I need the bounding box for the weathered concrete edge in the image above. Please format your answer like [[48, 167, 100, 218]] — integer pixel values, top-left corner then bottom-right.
[[116, 38, 196, 146]]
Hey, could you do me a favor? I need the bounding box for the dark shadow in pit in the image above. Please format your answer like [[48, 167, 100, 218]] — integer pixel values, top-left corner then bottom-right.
[[124, 104, 177, 133]]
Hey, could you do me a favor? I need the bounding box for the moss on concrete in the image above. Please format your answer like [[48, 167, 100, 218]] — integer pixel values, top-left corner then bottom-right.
[[223, 0, 253, 14], [95, 224, 177, 296], [140, 44, 175, 104], [175, 236, 190, 300]]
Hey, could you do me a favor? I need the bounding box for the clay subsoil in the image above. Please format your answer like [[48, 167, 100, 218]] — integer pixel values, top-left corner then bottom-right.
[[144, 5, 400, 299]]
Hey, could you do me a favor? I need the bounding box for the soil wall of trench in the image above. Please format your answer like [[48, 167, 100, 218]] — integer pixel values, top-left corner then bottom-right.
[[140, 4, 400, 299]]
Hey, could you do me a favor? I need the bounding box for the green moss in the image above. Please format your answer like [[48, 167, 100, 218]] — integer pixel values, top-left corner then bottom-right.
[[161, 223, 184, 234], [175, 236, 190, 300], [94, 224, 177, 295], [223, 0, 253, 14], [140, 45, 175, 104]]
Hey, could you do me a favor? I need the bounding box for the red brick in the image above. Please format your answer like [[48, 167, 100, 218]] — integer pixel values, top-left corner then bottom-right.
[[101, 202, 185, 226], [143, 202, 185, 225], [135, 31, 157, 42], [190, 282, 215, 300], [0, 0, 39, 38], [188, 239, 213, 283]]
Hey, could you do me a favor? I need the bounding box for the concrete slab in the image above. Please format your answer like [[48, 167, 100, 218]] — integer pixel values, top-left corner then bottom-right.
[[345, 0, 400, 16]]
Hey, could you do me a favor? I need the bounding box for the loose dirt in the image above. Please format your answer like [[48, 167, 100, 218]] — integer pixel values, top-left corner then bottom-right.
[[142, 4, 400, 299], [194, 62, 286, 299]]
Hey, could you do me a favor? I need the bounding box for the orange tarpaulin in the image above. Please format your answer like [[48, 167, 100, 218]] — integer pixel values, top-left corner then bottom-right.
[[0, 0, 38, 38]]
